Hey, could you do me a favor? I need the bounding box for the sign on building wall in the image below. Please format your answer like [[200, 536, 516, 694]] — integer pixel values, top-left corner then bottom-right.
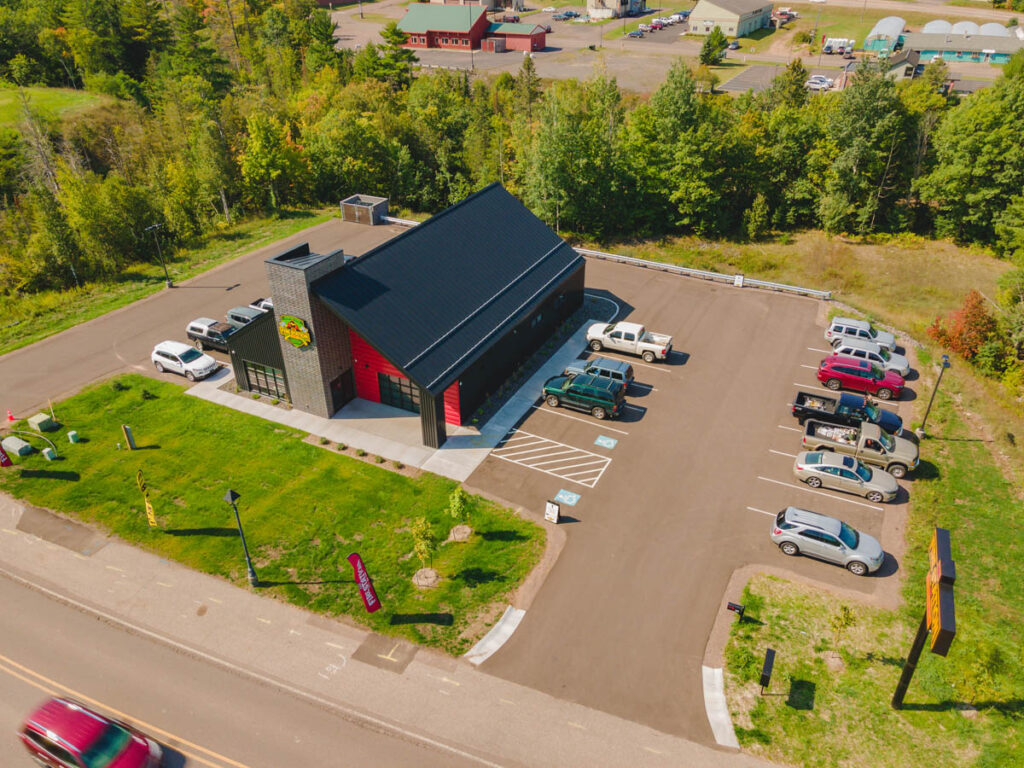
[[279, 315, 312, 348]]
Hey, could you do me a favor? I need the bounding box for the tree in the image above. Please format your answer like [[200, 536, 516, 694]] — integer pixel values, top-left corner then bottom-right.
[[305, 9, 342, 74], [448, 486, 468, 523], [238, 112, 305, 209], [927, 289, 999, 361], [764, 59, 809, 109], [743, 192, 771, 241], [829, 605, 856, 653], [377, 21, 417, 90], [411, 516, 435, 566], [699, 27, 727, 66]]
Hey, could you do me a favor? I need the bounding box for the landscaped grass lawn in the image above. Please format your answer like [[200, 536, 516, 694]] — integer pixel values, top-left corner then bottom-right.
[[722, 394, 1024, 768], [0, 375, 545, 654], [0, 86, 108, 127], [0, 209, 336, 356]]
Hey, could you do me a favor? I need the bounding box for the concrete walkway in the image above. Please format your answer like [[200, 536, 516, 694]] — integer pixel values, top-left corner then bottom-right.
[[186, 320, 602, 483]]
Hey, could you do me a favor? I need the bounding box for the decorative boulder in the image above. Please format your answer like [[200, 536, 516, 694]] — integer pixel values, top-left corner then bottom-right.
[[28, 413, 56, 432], [446, 524, 472, 543], [412, 568, 439, 589]]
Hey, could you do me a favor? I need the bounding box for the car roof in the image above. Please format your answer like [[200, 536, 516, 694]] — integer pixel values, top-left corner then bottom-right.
[[801, 451, 858, 469], [573, 374, 623, 392], [586, 357, 631, 373], [24, 698, 107, 753], [155, 340, 192, 355], [834, 337, 882, 353], [784, 506, 842, 536], [824, 355, 870, 369], [613, 322, 644, 334], [190, 317, 218, 326], [832, 316, 871, 329], [228, 306, 262, 316]]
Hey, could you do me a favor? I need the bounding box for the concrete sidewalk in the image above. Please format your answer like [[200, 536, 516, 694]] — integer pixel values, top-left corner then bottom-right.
[[0, 495, 772, 768]]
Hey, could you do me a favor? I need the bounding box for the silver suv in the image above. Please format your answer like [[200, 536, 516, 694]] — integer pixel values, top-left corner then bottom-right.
[[792, 450, 899, 503], [831, 338, 910, 376], [770, 506, 884, 576], [825, 317, 896, 351]]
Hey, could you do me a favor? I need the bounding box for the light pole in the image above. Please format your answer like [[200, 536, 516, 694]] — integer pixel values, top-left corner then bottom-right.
[[917, 354, 951, 439], [224, 489, 259, 587], [809, 0, 826, 68], [145, 223, 172, 288]]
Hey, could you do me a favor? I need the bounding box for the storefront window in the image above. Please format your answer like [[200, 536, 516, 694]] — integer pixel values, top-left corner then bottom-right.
[[378, 373, 420, 414], [244, 361, 289, 401]]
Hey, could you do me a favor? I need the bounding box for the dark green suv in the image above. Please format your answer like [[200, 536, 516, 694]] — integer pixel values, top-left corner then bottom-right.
[[542, 373, 625, 420]]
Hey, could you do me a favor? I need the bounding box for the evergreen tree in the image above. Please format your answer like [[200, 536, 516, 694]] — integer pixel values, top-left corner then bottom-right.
[[699, 27, 727, 66], [377, 22, 416, 90]]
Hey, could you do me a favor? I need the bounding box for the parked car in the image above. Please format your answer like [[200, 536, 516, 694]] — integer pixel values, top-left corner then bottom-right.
[[805, 75, 833, 91], [792, 450, 899, 503], [186, 317, 236, 352], [249, 297, 274, 312], [542, 373, 625, 420], [552, 12, 569, 20], [501, 13, 520, 22], [563, 10, 580, 17], [823, 44, 833, 54], [19, 697, 163, 768], [563, 356, 635, 386], [831, 338, 910, 376], [626, 29, 644, 37], [825, 316, 896, 351], [151, 340, 219, 382], [770, 506, 885, 576], [791, 390, 910, 439], [226, 305, 264, 329], [650, 19, 665, 29], [586, 321, 673, 363], [542, 5, 556, 11], [728, 40, 740, 49], [817, 355, 905, 400], [670, 12, 687, 22], [638, 23, 652, 31], [802, 419, 919, 478]]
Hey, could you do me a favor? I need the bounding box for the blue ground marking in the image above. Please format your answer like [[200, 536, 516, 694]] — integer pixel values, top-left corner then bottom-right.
[[594, 435, 618, 449], [554, 489, 581, 506]]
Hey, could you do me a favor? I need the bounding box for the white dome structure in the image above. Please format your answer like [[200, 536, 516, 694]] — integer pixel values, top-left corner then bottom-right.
[[922, 20, 951, 34], [979, 23, 1010, 37], [951, 21, 979, 36]]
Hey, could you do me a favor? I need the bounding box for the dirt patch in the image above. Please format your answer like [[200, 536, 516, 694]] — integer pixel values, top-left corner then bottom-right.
[[457, 601, 508, 645]]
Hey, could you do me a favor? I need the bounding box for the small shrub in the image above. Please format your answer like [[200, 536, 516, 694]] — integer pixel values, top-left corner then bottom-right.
[[448, 486, 468, 522], [337, 442, 347, 450], [393, 460, 404, 469], [411, 516, 435, 565], [356, 448, 366, 456], [319, 437, 329, 445], [251, 393, 260, 400], [375, 454, 385, 463], [234, 385, 240, 393], [140, 389, 157, 400], [111, 380, 129, 392], [270, 398, 279, 405], [927, 289, 998, 361], [793, 30, 812, 44]]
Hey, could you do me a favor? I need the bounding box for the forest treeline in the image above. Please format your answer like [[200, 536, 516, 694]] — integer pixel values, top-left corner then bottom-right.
[[1, 1, 1023, 298]]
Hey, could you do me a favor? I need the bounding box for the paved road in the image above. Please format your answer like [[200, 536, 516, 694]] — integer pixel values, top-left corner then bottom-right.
[[0, 219, 402, 418], [0, 575, 471, 768]]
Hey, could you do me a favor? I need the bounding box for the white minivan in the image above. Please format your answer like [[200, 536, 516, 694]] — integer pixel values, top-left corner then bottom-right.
[[831, 338, 910, 377]]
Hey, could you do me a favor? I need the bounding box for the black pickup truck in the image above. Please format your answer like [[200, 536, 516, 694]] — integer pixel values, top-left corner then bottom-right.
[[791, 391, 915, 441]]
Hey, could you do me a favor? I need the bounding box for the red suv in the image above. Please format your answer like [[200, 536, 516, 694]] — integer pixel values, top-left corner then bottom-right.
[[817, 355, 904, 400], [20, 697, 163, 768]]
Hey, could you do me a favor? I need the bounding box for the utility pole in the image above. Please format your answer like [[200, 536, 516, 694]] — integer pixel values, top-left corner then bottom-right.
[[917, 354, 951, 438]]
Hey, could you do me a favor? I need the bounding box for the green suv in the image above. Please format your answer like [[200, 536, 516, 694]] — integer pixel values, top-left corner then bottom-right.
[[542, 373, 625, 420]]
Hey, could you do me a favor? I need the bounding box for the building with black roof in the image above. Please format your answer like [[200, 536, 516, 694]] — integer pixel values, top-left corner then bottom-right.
[[227, 184, 585, 448]]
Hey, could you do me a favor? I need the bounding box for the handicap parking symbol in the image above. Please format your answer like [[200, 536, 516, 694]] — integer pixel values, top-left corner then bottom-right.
[[554, 489, 581, 506], [594, 435, 618, 450]]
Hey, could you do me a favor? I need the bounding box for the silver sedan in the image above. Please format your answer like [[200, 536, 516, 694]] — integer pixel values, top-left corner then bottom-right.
[[793, 451, 899, 503]]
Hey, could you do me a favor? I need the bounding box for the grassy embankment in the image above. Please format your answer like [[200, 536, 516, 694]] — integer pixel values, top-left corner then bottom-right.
[[0, 85, 108, 126], [601, 231, 1022, 765], [0, 375, 545, 654]]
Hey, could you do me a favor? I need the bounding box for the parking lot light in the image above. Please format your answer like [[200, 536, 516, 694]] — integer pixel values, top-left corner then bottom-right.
[[224, 489, 259, 587], [917, 354, 951, 439]]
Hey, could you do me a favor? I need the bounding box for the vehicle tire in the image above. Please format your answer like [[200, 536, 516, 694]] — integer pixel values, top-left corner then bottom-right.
[[591, 406, 607, 420], [780, 541, 799, 557], [825, 378, 842, 391], [866, 490, 884, 503], [876, 388, 893, 400], [805, 476, 823, 488], [846, 561, 869, 577], [185, 371, 196, 382], [154, 361, 165, 373], [590, 340, 603, 352], [545, 395, 560, 408], [889, 464, 907, 479], [642, 351, 656, 363], [194, 338, 204, 350]]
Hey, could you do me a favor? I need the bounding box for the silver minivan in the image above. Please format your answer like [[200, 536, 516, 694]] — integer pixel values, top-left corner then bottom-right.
[[831, 338, 910, 377]]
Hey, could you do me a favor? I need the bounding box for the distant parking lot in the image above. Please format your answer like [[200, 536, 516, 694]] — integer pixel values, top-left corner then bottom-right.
[[471, 257, 915, 743]]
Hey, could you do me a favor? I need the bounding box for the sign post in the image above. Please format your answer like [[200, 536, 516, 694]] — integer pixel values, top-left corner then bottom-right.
[[121, 424, 137, 450], [347, 553, 381, 613], [892, 527, 956, 709]]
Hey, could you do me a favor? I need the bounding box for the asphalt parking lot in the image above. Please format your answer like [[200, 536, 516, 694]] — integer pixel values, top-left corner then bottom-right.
[[470, 257, 915, 743]]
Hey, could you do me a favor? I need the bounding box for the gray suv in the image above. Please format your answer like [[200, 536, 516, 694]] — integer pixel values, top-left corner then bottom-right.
[[825, 317, 896, 351], [770, 506, 884, 576], [562, 357, 634, 387]]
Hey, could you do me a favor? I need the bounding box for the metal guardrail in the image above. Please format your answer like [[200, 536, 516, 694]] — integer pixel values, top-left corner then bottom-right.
[[381, 216, 421, 227], [574, 247, 831, 300]]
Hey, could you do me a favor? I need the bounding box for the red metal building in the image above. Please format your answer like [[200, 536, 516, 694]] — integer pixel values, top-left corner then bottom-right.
[[487, 22, 547, 51], [398, 4, 490, 50]]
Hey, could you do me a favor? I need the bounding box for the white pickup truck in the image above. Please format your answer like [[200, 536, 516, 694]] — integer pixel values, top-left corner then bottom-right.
[[586, 321, 673, 363]]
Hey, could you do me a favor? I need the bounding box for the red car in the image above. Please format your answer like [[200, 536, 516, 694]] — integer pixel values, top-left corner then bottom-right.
[[19, 697, 162, 768], [818, 355, 904, 400], [650, 20, 665, 29]]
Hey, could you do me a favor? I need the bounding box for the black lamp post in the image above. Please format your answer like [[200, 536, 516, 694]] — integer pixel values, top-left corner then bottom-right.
[[145, 223, 172, 288], [917, 354, 951, 439], [224, 489, 259, 587]]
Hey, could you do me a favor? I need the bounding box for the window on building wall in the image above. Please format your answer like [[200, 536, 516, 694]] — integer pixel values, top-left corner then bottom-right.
[[244, 362, 289, 401], [378, 373, 420, 414]]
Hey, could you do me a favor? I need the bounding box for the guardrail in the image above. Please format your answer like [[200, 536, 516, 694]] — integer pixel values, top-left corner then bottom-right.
[[574, 247, 832, 300], [381, 216, 421, 227]]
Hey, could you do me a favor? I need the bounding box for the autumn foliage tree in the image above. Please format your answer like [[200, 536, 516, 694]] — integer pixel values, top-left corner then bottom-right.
[[927, 289, 998, 361]]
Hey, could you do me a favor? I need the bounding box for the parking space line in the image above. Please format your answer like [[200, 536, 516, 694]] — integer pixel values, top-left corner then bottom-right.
[[800, 364, 818, 370], [769, 449, 798, 458], [585, 352, 672, 373], [548, 459, 606, 472], [528, 452, 590, 467], [777, 425, 803, 432], [807, 347, 832, 354], [756, 476, 884, 511], [793, 383, 834, 394], [497, 434, 542, 446], [500, 444, 563, 458], [747, 506, 775, 517], [491, 430, 612, 488], [529, 404, 630, 434]]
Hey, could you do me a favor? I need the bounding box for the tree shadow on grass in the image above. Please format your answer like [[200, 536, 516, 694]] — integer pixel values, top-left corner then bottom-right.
[[914, 459, 940, 481], [864, 651, 904, 667], [458, 568, 501, 586], [480, 530, 528, 542], [18, 469, 79, 481], [786, 678, 816, 710], [389, 613, 454, 626], [164, 527, 239, 537], [259, 578, 348, 587], [900, 699, 1024, 715]]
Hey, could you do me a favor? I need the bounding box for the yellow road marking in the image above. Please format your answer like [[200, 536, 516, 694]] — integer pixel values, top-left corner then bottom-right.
[[0, 653, 249, 768]]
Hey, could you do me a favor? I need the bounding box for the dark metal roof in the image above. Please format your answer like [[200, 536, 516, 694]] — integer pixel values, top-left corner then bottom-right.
[[314, 184, 583, 395]]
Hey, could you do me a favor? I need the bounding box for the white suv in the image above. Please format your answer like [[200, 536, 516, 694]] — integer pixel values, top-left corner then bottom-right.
[[151, 341, 219, 381], [831, 338, 910, 376], [825, 317, 896, 351]]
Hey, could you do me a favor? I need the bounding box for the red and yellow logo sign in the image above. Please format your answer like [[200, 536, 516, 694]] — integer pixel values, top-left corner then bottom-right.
[[279, 315, 312, 348]]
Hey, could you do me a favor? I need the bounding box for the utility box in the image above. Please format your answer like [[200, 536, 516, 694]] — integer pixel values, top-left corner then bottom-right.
[[67, 430, 80, 443], [340, 195, 389, 226], [42, 447, 56, 461], [1, 436, 32, 456], [28, 413, 56, 432]]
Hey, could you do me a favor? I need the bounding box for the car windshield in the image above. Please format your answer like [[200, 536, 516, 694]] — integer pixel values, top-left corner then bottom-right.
[[867, 327, 878, 339], [879, 432, 895, 451], [179, 348, 202, 363], [839, 521, 859, 549], [855, 462, 872, 483], [603, 324, 615, 334], [80, 723, 132, 768]]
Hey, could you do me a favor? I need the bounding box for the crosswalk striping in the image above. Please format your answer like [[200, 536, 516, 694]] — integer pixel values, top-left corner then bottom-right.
[[492, 430, 612, 488]]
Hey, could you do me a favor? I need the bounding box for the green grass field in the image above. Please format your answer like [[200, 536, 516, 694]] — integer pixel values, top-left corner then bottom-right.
[[0, 209, 337, 356], [0, 86, 107, 127], [723, 392, 1024, 767], [785, 3, 984, 50], [0, 375, 545, 653]]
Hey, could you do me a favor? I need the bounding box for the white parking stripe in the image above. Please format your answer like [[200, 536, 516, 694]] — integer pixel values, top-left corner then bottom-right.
[[793, 383, 835, 394], [800, 364, 818, 370], [521, 450, 581, 466], [500, 444, 561, 458], [550, 459, 607, 472], [529, 404, 630, 434], [769, 449, 798, 458], [491, 430, 612, 488], [807, 347, 833, 354], [747, 506, 776, 517], [777, 425, 803, 432], [756, 476, 884, 511]]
